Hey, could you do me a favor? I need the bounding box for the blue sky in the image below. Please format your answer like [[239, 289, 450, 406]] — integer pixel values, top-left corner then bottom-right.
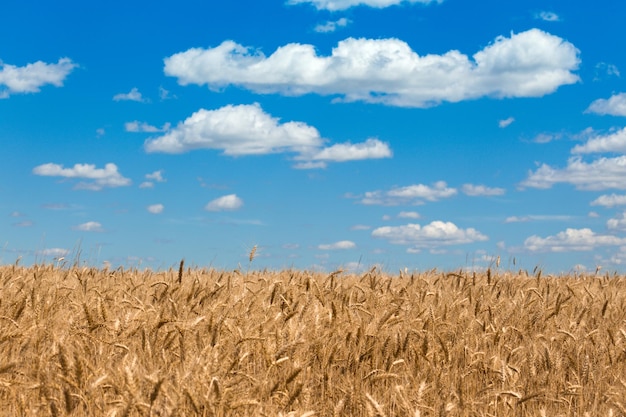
[[2, 0, 626, 273]]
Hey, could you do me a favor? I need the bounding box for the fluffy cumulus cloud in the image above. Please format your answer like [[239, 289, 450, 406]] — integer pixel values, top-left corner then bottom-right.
[[586, 93, 626, 117], [372, 221, 488, 249], [318, 240, 356, 250], [360, 181, 456, 205], [314, 18, 350, 33], [590, 194, 626, 208], [72, 221, 104, 232], [288, 0, 441, 10], [461, 184, 505, 196], [205, 194, 243, 211], [164, 29, 580, 108], [571, 128, 626, 154], [32, 163, 131, 191], [521, 156, 626, 191], [524, 228, 626, 252], [147, 204, 164, 214], [0, 57, 77, 98], [145, 103, 322, 155], [145, 103, 391, 167]]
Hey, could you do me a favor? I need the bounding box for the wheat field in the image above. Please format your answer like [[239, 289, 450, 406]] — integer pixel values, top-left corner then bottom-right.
[[1, 262, 626, 416]]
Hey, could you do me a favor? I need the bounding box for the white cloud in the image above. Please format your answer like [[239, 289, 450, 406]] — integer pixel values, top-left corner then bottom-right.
[[372, 221, 488, 248], [594, 62, 620, 81], [590, 193, 626, 208], [73, 221, 104, 232], [524, 228, 626, 252], [461, 184, 505, 196], [125, 121, 171, 132], [32, 162, 131, 191], [164, 29, 580, 108], [159, 86, 176, 100], [288, 0, 441, 11], [498, 117, 515, 128], [607, 212, 626, 231], [505, 215, 573, 223], [571, 128, 626, 154], [398, 211, 420, 219], [146, 170, 165, 182], [0, 57, 76, 98], [505, 216, 530, 223], [588, 211, 600, 218], [145, 103, 389, 167], [147, 204, 164, 214], [314, 18, 350, 33], [37, 248, 70, 258], [361, 181, 456, 205], [113, 87, 146, 102], [292, 161, 328, 170], [13, 220, 34, 228], [140, 170, 166, 189], [586, 93, 626, 117], [533, 132, 562, 143], [521, 156, 626, 191], [535, 11, 560, 22], [351, 224, 371, 230], [145, 103, 322, 155], [205, 194, 243, 211], [318, 240, 356, 250], [306, 138, 392, 162]]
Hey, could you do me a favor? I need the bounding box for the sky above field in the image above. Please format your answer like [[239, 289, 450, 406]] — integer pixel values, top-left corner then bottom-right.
[[2, 0, 626, 273]]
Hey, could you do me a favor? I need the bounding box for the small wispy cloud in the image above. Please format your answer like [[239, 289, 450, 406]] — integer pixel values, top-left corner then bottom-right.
[[498, 117, 515, 128], [462, 184, 505, 197], [147, 204, 164, 214], [398, 211, 421, 219], [125, 121, 170, 132], [505, 215, 574, 223], [37, 248, 70, 258], [72, 221, 104, 232], [113, 87, 147, 102], [140, 170, 166, 188], [314, 17, 350, 33], [350, 224, 371, 230], [318, 240, 356, 250], [535, 11, 560, 22], [594, 62, 620, 81], [13, 220, 34, 228], [205, 194, 243, 212]]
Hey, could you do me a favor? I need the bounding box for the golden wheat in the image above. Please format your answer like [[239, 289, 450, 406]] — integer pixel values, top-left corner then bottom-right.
[[0, 264, 626, 415]]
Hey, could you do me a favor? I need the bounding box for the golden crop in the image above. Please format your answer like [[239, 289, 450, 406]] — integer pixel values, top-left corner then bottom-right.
[[1, 263, 626, 416]]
